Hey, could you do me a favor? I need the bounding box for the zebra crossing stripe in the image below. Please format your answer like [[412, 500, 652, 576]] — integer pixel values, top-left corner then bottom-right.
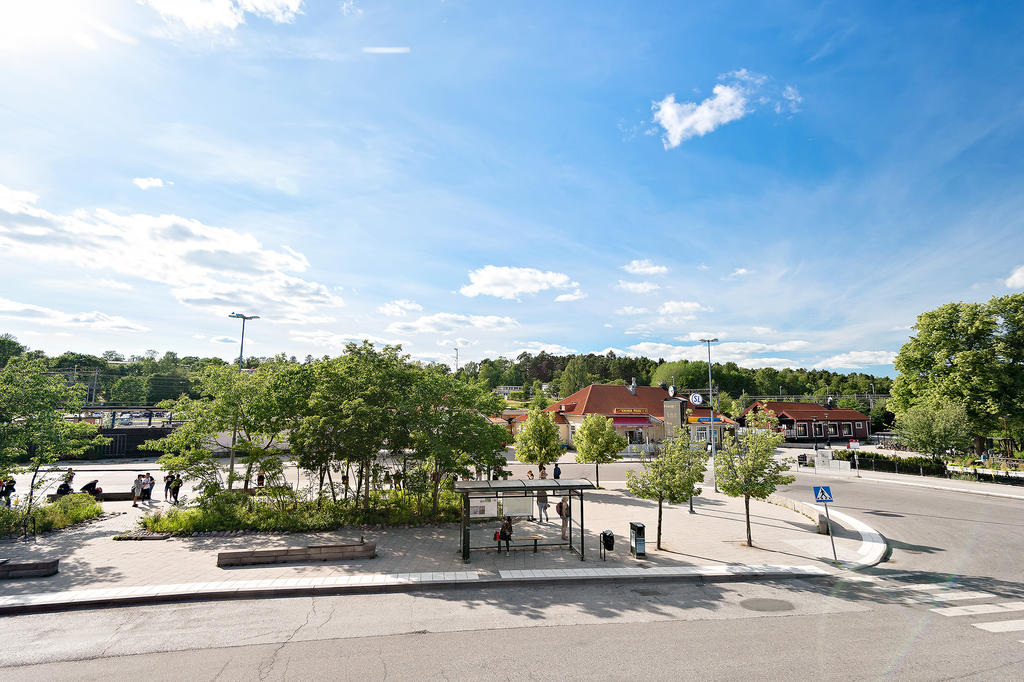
[[904, 590, 993, 604], [933, 601, 1024, 617], [973, 619, 1024, 633]]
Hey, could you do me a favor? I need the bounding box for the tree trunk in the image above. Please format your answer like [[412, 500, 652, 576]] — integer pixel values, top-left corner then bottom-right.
[[975, 435, 986, 458], [431, 475, 441, 519], [595, 462, 600, 488], [326, 467, 337, 503], [362, 461, 370, 509], [744, 494, 752, 547], [657, 496, 663, 550], [689, 494, 694, 514]]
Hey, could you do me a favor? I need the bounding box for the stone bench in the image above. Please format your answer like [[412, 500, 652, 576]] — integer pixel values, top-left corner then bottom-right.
[[496, 535, 543, 553], [0, 558, 59, 579], [217, 542, 376, 567]]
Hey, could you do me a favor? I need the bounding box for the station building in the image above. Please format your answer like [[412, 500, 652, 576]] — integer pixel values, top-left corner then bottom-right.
[[739, 400, 870, 443]]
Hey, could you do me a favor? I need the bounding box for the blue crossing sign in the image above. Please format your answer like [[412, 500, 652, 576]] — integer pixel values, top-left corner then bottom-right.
[[813, 486, 834, 503]]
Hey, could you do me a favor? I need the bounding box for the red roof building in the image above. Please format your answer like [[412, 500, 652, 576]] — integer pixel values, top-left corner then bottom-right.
[[543, 383, 735, 448], [739, 401, 870, 443]]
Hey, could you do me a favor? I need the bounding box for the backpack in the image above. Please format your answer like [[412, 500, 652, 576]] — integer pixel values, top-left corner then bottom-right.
[[555, 501, 564, 516]]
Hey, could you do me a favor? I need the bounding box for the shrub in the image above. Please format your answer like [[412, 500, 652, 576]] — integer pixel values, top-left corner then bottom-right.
[[141, 488, 463, 534], [0, 493, 103, 536], [830, 450, 947, 476]]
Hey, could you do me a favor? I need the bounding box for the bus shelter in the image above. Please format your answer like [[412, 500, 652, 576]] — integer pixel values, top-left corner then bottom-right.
[[454, 479, 595, 563]]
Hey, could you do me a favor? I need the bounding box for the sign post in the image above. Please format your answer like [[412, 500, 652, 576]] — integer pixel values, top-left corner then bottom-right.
[[848, 440, 861, 477], [813, 486, 838, 562]]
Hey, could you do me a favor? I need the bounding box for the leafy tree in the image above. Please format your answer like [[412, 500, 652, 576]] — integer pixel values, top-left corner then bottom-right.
[[0, 356, 108, 515], [891, 295, 1024, 455], [870, 399, 895, 432], [625, 421, 706, 549], [0, 333, 26, 369], [514, 409, 563, 467], [559, 356, 590, 397], [110, 376, 149, 405], [573, 414, 627, 488], [714, 406, 793, 547], [895, 401, 973, 458], [101, 350, 125, 362], [529, 392, 550, 411]]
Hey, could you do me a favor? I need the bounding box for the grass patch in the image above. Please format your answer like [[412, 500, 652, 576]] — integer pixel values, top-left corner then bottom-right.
[[0, 493, 104, 536], [141, 489, 463, 534]]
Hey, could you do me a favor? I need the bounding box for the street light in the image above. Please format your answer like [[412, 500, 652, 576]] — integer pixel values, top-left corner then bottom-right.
[[700, 338, 719, 493], [227, 312, 259, 489], [229, 312, 259, 371]]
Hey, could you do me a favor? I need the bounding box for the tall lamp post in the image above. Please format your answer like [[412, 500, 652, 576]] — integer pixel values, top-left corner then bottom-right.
[[227, 312, 259, 489], [700, 338, 719, 492]]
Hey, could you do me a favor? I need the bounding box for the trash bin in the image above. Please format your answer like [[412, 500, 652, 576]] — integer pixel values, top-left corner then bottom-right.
[[601, 530, 614, 551], [629, 521, 645, 558]]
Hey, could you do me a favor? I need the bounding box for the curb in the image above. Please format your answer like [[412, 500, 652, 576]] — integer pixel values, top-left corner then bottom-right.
[[769, 493, 887, 571], [0, 566, 831, 616], [793, 467, 1024, 501]]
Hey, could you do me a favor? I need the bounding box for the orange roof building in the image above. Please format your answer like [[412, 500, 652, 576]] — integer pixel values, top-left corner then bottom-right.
[[739, 400, 870, 443], [543, 383, 736, 448]]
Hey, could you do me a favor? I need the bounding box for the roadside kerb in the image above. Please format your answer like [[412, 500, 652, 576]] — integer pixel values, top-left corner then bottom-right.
[[806, 503, 887, 570], [0, 564, 833, 616], [793, 467, 1024, 501]]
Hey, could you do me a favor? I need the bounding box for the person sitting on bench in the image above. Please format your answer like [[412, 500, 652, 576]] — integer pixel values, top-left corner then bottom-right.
[[499, 516, 513, 556]]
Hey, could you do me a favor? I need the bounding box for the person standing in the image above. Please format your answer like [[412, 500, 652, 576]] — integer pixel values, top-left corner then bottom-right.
[[499, 516, 513, 556], [539, 465, 548, 479], [164, 472, 175, 501], [553, 463, 561, 480], [2, 478, 15, 507], [536, 489, 549, 523], [527, 470, 534, 480], [557, 496, 570, 540], [170, 475, 182, 505], [256, 470, 266, 488], [132, 474, 145, 507], [143, 473, 154, 501]]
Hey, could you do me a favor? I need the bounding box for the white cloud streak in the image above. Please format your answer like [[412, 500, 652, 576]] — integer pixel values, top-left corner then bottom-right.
[[132, 177, 165, 190], [1006, 265, 1024, 289], [460, 265, 579, 300], [622, 259, 668, 275], [377, 299, 422, 317], [653, 85, 748, 149], [617, 280, 659, 294], [813, 350, 897, 369], [0, 297, 149, 333], [387, 312, 519, 335], [362, 46, 410, 54], [144, 0, 303, 32]]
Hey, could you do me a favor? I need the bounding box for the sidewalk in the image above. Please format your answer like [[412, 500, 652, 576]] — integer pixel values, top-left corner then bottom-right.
[[792, 464, 1024, 500], [0, 484, 880, 614]]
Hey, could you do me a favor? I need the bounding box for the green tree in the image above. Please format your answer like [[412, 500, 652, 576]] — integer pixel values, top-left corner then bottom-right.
[[573, 414, 627, 488], [0, 356, 108, 514], [625, 422, 706, 549], [0, 333, 26, 369], [110, 376, 149, 405], [529, 391, 550, 411], [514, 409, 563, 467], [891, 295, 1024, 455], [559, 356, 590, 397], [895, 401, 973, 458], [714, 406, 793, 547]]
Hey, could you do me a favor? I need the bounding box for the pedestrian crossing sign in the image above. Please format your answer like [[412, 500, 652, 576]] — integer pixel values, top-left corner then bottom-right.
[[814, 486, 834, 503]]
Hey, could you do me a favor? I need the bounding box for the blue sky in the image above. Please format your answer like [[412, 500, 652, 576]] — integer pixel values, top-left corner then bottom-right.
[[1, 1, 1022, 374]]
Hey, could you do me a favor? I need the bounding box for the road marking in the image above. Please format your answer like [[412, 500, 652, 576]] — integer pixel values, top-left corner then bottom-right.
[[904, 590, 993, 604], [973, 619, 1024, 633], [933, 602, 1024, 617]]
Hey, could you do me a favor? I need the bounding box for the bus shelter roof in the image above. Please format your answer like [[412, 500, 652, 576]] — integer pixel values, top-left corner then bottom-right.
[[454, 478, 595, 494]]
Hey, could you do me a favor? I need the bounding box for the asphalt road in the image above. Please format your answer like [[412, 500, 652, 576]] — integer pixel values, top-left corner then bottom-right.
[[3, 464, 1023, 680]]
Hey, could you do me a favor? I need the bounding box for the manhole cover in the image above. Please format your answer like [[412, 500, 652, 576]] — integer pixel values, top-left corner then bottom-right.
[[632, 589, 663, 597], [739, 598, 795, 612]]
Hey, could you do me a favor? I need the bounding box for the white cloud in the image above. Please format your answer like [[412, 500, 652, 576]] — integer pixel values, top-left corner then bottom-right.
[[388, 312, 519, 335], [460, 265, 579, 300], [627, 339, 808, 366], [505, 341, 577, 357], [652, 85, 748, 149], [362, 46, 410, 54], [0, 183, 342, 325], [698, 264, 710, 271], [617, 280, 659, 294], [750, 326, 774, 335], [622, 259, 668, 275], [144, 0, 303, 32], [658, 300, 710, 318], [437, 337, 473, 348], [616, 306, 648, 315], [132, 177, 165, 190], [1006, 265, 1024, 289], [723, 268, 751, 279], [0, 297, 149, 332], [782, 85, 802, 113], [340, 1, 363, 16], [676, 331, 725, 342], [289, 329, 401, 349], [97, 279, 133, 291], [554, 289, 586, 302], [210, 335, 237, 344], [813, 350, 897, 369], [377, 299, 422, 317]]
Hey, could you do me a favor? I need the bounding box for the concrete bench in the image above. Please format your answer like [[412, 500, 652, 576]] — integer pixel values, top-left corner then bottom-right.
[[496, 535, 542, 553], [216, 542, 376, 567], [0, 558, 59, 579]]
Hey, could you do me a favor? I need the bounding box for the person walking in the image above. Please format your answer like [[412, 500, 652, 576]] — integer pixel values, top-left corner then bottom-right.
[[499, 516, 513, 556], [169, 475, 182, 505], [536, 489, 549, 523], [553, 463, 561, 480], [164, 472, 174, 501], [539, 465, 548, 480], [1, 478, 15, 508], [557, 496, 570, 540], [143, 473, 154, 501], [132, 474, 145, 507]]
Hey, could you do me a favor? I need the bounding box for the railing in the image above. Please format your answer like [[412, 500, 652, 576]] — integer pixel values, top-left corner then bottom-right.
[[622, 443, 656, 455]]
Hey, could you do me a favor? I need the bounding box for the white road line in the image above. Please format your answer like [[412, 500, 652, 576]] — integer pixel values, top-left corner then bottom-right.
[[905, 590, 993, 604], [973, 619, 1024, 633], [933, 602, 1024, 617]]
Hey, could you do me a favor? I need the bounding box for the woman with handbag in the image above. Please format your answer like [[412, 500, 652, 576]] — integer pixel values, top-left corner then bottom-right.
[[499, 516, 513, 556]]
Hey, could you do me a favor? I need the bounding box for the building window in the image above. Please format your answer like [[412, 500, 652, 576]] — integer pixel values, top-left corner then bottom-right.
[[813, 423, 823, 437], [855, 421, 863, 430], [569, 426, 576, 441], [842, 423, 853, 436], [827, 423, 839, 436], [697, 427, 707, 442], [796, 423, 807, 437]]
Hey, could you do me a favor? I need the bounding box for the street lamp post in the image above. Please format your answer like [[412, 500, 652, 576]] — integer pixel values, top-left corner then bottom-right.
[[227, 312, 259, 489], [454, 347, 459, 373], [700, 338, 719, 492]]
